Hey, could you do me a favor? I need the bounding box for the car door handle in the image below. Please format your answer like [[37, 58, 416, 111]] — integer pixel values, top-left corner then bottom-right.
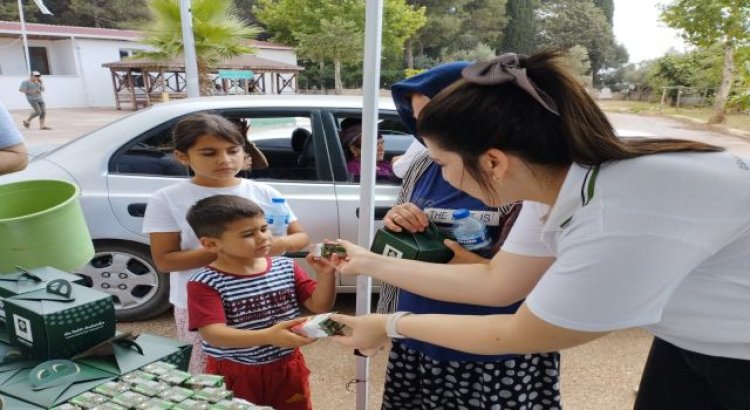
[[356, 206, 390, 220], [128, 203, 147, 218]]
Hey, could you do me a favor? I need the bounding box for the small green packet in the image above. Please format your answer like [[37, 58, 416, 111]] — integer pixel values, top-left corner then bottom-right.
[[135, 397, 176, 409], [50, 404, 82, 410], [122, 370, 158, 385], [68, 392, 109, 409], [173, 399, 210, 410], [185, 374, 224, 389], [93, 381, 132, 397], [91, 402, 127, 410], [159, 386, 195, 403], [193, 387, 233, 403], [111, 391, 150, 407], [159, 369, 192, 385], [142, 361, 178, 376], [133, 380, 171, 397], [209, 399, 258, 410]]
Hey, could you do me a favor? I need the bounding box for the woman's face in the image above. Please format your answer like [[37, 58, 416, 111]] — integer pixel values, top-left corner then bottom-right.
[[424, 139, 495, 205]]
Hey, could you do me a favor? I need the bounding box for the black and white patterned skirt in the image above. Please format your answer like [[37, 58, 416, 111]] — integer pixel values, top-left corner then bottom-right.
[[382, 340, 562, 410]]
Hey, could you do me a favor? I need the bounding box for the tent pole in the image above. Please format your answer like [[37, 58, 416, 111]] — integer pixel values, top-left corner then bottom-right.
[[356, 0, 384, 409]]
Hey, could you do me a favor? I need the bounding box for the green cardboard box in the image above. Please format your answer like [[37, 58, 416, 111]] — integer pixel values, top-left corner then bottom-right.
[[0, 393, 46, 409], [370, 225, 454, 263], [5, 281, 116, 360], [0, 359, 115, 408], [136, 334, 192, 372], [0, 266, 85, 322], [75, 333, 185, 376]]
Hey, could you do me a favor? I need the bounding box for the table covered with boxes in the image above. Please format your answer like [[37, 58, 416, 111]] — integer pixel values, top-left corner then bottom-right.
[[0, 266, 272, 410]]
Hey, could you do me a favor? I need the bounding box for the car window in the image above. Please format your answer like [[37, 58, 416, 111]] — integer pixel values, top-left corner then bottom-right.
[[334, 113, 411, 185], [110, 124, 188, 177], [237, 115, 323, 182]]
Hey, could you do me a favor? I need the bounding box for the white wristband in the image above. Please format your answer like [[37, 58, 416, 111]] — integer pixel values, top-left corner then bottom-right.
[[386, 311, 411, 339]]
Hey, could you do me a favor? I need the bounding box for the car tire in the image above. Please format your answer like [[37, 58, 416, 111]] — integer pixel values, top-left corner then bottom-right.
[[75, 242, 170, 322]]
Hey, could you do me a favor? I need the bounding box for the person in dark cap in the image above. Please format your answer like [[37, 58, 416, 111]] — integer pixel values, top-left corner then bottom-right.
[[340, 124, 399, 183]]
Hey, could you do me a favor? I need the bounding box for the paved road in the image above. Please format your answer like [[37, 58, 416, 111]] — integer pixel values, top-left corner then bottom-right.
[[12, 107, 749, 409]]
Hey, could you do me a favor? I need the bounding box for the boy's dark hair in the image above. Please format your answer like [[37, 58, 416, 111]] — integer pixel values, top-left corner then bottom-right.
[[187, 195, 265, 238], [173, 113, 245, 153]]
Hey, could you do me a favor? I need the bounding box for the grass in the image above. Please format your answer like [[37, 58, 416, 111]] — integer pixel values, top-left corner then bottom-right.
[[598, 100, 750, 134]]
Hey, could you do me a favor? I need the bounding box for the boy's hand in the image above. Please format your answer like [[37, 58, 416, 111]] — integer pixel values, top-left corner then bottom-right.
[[306, 252, 336, 277], [265, 318, 316, 348]]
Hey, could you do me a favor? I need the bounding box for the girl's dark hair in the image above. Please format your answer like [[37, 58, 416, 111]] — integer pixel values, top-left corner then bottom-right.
[[418, 50, 723, 195], [173, 113, 245, 152], [186, 194, 264, 238]]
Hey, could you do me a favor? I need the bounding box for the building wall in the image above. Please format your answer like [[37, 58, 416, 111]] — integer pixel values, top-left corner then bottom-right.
[[0, 36, 299, 109]]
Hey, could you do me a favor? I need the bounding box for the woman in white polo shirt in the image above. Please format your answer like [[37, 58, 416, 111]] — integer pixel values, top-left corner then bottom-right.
[[328, 50, 750, 409]]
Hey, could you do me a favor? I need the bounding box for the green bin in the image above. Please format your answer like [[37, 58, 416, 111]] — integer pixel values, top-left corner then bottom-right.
[[0, 180, 94, 272]]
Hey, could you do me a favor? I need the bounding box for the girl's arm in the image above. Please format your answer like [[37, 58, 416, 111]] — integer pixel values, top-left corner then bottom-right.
[[302, 254, 337, 313], [332, 304, 606, 355], [149, 231, 216, 272], [269, 220, 310, 256], [335, 241, 553, 307]]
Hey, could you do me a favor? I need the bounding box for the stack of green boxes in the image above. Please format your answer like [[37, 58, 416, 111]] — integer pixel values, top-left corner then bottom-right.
[[0, 267, 192, 408], [55, 361, 273, 409]]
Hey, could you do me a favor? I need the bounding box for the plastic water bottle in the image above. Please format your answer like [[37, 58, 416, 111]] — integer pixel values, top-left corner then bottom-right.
[[266, 197, 290, 237], [452, 208, 490, 250]]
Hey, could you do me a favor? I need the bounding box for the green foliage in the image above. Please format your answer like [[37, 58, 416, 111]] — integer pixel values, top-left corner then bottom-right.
[[645, 47, 723, 90], [296, 17, 363, 65], [592, 0, 613, 24], [445, 42, 497, 61], [661, 0, 750, 49], [535, 0, 620, 86], [562, 45, 592, 87], [501, 0, 535, 54], [138, 0, 260, 67], [0, 0, 147, 28]]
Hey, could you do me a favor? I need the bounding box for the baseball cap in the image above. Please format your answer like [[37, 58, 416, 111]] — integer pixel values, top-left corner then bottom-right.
[[31, 71, 41, 76]]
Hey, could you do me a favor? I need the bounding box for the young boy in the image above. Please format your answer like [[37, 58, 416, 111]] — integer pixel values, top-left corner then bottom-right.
[[186, 195, 336, 410]]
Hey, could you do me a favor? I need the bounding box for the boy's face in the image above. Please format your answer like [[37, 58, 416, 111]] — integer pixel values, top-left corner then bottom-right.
[[209, 215, 273, 259]]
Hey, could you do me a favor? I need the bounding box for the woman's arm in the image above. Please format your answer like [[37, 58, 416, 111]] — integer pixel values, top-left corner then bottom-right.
[[332, 304, 606, 355], [269, 220, 310, 256], [149, 231, 216, 272], [336, 241, 553, 307]]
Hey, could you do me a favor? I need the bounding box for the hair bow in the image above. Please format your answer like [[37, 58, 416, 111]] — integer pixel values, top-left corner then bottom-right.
[[462, 53, 560, 116]]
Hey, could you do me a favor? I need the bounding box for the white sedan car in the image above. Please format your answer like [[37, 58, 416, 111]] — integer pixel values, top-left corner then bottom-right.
[[0, 95, 411, 321]]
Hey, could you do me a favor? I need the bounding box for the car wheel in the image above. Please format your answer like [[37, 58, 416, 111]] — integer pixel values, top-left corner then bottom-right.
[[75, 242, 170, 322]]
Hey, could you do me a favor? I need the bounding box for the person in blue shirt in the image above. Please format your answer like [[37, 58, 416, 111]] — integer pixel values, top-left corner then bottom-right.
[[373, 63, 561, 409], [0, 100, 28, 175]]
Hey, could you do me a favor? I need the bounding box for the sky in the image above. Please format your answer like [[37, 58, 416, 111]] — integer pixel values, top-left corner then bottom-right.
[[613, 0, 687, 64]]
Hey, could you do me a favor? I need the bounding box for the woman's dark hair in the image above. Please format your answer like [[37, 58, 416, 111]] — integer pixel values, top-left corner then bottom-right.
[[418, 50, 723, 195], [173, 113, 245, 153], [186, 194, 264, 238]]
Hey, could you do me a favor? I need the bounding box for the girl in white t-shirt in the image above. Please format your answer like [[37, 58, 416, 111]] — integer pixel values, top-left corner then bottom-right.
[[143, 113, 310, 374], [327, 51, 750, 409]]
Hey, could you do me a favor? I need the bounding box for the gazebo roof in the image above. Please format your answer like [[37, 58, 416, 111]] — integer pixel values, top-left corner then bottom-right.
[[103, 54, 303, 73]]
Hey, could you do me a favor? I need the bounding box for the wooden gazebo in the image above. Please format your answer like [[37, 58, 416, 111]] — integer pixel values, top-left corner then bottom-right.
[[102, 54, 304, 110]]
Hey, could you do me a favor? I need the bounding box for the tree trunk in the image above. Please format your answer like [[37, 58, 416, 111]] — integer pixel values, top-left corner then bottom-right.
[[319, 60, 325, 91], [334, 58, 342, 95], [709, 44, 735, 124], [405, 38, 414, 69], [197, 60, 214, 97]]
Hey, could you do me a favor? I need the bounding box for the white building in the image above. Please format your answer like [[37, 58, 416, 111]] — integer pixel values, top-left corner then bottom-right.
[[0, 21, 301, 110]]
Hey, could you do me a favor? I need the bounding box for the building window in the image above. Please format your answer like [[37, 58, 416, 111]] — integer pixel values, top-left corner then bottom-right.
[[29, 47, 50, 75]]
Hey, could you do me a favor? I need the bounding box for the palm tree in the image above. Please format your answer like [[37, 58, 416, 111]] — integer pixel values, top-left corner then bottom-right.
[[137, 0, 261, 95]]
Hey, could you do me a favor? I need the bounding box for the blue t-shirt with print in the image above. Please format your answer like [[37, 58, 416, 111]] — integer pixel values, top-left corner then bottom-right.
[[397, 162, 522, 362]]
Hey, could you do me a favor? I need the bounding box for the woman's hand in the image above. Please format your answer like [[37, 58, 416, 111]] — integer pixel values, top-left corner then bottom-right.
[[383, 203, 429, 233], [329, 314, 390, 352], [444, 239, 490, 264], [326, 239, 374, 275]]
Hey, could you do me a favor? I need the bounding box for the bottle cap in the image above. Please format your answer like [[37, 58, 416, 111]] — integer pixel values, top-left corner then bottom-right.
[[271, 198, 286, 203], [452, 209, 470, 219]]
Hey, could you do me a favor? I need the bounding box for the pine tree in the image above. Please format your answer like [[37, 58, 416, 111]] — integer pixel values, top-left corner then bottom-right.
[[501, 0, 534, 54]]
